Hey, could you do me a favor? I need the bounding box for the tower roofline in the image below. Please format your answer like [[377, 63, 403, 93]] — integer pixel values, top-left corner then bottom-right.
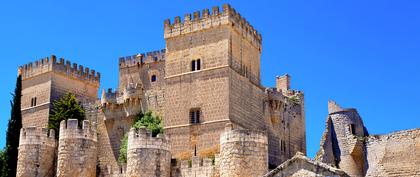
[[19, 55, 100, 86], [164, 4, 262, 48]]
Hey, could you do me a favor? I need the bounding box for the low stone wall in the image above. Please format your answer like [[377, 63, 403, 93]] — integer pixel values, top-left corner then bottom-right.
[[126, 127, 171, 177], [16, 127, 56, 177], [219, 123, 268, 177], [56, 119, 97, 177], [171, 156, 219, 177]]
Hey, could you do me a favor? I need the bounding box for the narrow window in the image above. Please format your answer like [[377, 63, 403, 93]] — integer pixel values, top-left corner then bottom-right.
[[151, 75, 157, 82], [154, 56, 158, 62], [34, 97, 37, 106], [191, 60, 196, 71], [190, 108, 201, 124], [350, 124, 356, 135], [196, 59, 201, 70], [31, 98, 34, 107]]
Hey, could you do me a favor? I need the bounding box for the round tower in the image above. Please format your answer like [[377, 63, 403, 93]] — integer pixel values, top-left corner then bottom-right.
[[56, 119, 97, 177], [126, 127, 171, 177], [219, 123, 268, 177], [16, 127, 56, 177], [327, 101, 368, 177]]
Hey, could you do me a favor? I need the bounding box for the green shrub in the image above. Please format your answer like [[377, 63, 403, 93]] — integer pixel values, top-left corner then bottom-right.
[[118, 111, 163, 163], [48, 93, 86, 139]]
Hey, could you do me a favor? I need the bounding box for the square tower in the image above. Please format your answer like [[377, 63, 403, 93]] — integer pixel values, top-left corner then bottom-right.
[[19, 55, 100, 128], [163, 4, 264, 157]]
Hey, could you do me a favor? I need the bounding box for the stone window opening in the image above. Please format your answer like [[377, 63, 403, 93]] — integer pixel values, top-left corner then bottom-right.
[[151, 75, 157, 82], [349, 124, 356, 135], [191, 59, 201, 71], [31, 97, 37, 107], [190, 108, 201, 124]]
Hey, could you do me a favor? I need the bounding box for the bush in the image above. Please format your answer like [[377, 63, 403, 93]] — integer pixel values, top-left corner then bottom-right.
[[118, 111, 163, 163], [48, 93, 85, 139]]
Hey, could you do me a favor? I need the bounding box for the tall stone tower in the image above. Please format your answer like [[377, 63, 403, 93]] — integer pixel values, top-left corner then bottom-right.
[[163, 4, 264, 157], [19, 55, 100, 128]]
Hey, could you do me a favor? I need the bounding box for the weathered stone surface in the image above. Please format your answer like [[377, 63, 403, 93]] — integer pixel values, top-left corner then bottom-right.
[[126, 128, 171, 177], [219, 124, 268, 177], [16, 127, 56, 177], [56, 119, 97, 177], [264, 152, 348, 177]]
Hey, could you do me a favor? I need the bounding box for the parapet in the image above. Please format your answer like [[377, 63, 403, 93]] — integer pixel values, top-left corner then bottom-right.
[[174, 155, 219, 177], [59, 119, 97, 142], [127, 127, 170, 151], [119, 49, 166, 68], [220, 123, 267, 145], [19, 126, 56, 147], [164, 4, 262, 48], [19, 55, 100, 85]]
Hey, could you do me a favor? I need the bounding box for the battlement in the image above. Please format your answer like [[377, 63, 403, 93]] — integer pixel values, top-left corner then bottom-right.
[[19, 126, 56, 147], [19, 55, 100, 85], [59, 119, 97, 142], [119, 49, 166, 68], [220, 123, 268, 144], [127, 127, 170, 151], [164, 4, 262, 48]]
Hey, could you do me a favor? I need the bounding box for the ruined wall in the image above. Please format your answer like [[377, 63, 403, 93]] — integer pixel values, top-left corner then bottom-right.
[[126, 128, 171, 177], [16, 127, 56, 177], [57, 119, 97, 177], [171, 156, 219, 177], [316, 101, 368, 177], [365, 129, 420, 177], [219, 123, 268, 177]]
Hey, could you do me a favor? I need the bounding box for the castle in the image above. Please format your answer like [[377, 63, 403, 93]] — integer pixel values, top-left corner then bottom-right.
[[14, 4, 419, 177]]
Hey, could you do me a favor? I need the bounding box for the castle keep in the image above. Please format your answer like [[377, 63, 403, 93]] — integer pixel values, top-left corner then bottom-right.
[[15, 4, 419, 177]]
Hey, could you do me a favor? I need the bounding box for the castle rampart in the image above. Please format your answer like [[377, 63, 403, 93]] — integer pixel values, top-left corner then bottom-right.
[[171, 156, 219, 177], [164, 4, 262, 49], [219, 123, 268, 177], [119, 49, 166, 69], [16, 127, 56, 177], [19, 55, 100, 86], [56, 119, 97, 177], [126, 127, 171, 177]]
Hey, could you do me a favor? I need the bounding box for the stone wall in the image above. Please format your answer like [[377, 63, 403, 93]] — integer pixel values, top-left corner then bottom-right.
[[219, 123, 268, 177], [20, 56, 100, 128], [126, 127, 171, 177], [16, 127, 56, 177], [365, 129, 420, 177], [57, 119, 97, 177], [171, 156, 219, 177]]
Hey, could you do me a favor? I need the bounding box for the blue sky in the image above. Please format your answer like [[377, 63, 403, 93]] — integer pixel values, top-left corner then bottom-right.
[[0, 0, 419, 158]]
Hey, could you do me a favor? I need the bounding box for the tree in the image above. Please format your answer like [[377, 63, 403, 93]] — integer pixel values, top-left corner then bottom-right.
[[2, 74, 22, 177], [48, 93, 85, 139], [118, 111, 163, 163], [0, 149, 5, 176]]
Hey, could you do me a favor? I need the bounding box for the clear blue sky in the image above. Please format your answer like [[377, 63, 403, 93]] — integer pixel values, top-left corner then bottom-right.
[[0, 0, 419, 158]]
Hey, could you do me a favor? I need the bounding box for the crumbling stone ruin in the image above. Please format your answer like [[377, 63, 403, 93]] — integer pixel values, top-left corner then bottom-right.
[[14, 3, 419, 177]]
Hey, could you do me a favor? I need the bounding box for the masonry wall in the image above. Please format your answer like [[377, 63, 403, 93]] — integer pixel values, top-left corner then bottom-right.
[[21, 73, 52, 128], [219, 124, 268, 177], [126, 128, 171, 177], [16, 127, 56, 177], [365, 129, 420, 177], [171, 156, 219, 177], [164, 24, 231, 157], [51, 72, 99, 103], [56, 119, 97, 177], [119, 51, 166, 114]]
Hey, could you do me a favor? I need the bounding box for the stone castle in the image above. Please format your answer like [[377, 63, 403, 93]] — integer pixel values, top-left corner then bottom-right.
[[14, 4, 419, 177]]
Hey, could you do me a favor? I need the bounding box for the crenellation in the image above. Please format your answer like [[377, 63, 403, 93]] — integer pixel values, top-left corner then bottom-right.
[[19, 126, 56, 147], [59, 119, 97, 141], [119, 49, 166, 68], [164, 4, 262, 49], [19, 55, 100, 85]]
